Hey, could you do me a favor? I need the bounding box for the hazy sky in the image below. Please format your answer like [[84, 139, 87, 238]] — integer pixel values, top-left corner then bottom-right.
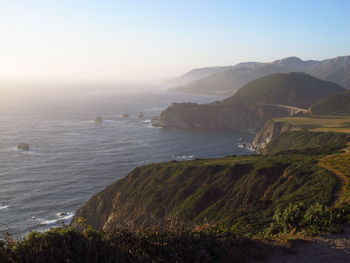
[[0, 0, 349, 85]]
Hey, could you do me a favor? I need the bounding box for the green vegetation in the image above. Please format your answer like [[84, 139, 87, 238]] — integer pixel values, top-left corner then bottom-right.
[[311, 90, 350, 116], [272, 116, 350, 133], [266, 202, 350, 235], [227, 72, 344, 108], [0, 225, 269, 263], [73, 148, 339, 234], [263, 130, 349, 155], [2, 129, 350, 262]]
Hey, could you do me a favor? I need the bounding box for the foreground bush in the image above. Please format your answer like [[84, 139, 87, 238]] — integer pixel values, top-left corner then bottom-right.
[[0, 225, 268, 263], [267, 202, 350, 234]]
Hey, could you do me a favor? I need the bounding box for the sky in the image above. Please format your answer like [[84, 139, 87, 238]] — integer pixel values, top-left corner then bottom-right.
[[0, 0, 349, 86]]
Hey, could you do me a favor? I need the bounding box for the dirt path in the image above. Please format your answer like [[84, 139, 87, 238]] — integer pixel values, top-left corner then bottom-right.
[[317, 143, 350, 205], [264, 228, 350, 263], [260, 145, 350, 262]]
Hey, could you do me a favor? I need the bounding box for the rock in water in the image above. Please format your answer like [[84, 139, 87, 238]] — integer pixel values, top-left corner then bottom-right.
[[138, 112, 145, 118], [122, 114, 130, 118], [95, 116, 103, 123], [17, 143, 30, 151]]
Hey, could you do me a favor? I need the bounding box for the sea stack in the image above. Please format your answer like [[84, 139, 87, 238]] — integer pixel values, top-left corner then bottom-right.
[[138, 112, 145, 118], [95, 116, 103, 123], [17, 143, 30, 151]]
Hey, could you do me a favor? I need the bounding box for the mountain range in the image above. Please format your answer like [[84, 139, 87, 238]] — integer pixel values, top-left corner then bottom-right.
[[170, 55, 350, 95]]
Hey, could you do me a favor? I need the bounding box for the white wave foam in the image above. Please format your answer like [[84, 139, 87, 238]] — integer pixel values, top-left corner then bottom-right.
[[56, 212, 74, 220], [173, 155, 194, 159], [0, 205, 9, 210], [37, 212, 74, 226]]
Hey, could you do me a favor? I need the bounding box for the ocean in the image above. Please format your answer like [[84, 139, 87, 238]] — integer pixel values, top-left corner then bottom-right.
[[0, 89, 254, 237]]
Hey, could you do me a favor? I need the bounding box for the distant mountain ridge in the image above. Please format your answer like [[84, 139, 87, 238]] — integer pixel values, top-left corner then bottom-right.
[[170, 55, 350, 95]]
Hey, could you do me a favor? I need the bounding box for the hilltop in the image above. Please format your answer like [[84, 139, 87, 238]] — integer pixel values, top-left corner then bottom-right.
[[227, 72, 344, 108]]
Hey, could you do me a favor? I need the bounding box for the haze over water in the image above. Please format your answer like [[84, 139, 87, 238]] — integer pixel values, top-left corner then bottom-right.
[[0, 89, 254, 236]]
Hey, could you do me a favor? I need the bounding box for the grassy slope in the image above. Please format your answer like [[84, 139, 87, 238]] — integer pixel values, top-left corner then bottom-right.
[[263, 116, 350, 205], [73, 151, 337, 233], [272, 116, 350, 133], [311, 90, 350, 116]]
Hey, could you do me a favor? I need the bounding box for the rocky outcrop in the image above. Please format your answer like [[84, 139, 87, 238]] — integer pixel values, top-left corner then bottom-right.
[[17, 143, 30, 151], [252, 120, 298, 153], [252, 120, 350, 155], [95, 116, 103, 123], [158, 101, 305, 133]]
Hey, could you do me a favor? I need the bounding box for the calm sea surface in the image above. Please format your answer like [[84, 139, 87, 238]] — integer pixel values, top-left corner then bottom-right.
[[0, 89, 254, 236]]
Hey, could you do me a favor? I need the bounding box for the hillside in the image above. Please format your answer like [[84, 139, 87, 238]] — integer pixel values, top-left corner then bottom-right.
[[72, 149, 337, 232], [227, 72, 344, 108], [311, 90, 350, 116], [309, 56, 350, 89], [157, 73, 344, 132], [171, 55, 350, 95]]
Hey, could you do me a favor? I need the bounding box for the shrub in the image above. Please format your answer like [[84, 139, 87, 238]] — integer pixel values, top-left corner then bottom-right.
[[268, 202, 349, 235]]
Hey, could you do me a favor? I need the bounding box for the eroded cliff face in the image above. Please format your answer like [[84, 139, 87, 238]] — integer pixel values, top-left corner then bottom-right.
[[252, 121, 350, 155], [157, 100, 304, 133], [252, 120, 298, 154]]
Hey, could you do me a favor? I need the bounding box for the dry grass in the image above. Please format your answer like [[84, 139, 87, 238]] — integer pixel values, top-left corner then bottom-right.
[[273, 117, 350, 133]]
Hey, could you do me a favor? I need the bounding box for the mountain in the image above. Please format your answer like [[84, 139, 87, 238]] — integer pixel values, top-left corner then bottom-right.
[[271, 56, 319, 69], [311, 90, 350, 116], [169, 66, 233, 86], [309, 56, 350, 89], [171, 55, 350, 95], [157, 73, 345, 132]]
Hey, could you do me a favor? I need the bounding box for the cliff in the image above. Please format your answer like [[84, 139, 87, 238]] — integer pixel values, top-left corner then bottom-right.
[[72, 149, 338, 232], [252, 118, 350, 154], [157, 100, 307, 132], [252, 120, 299, 153]]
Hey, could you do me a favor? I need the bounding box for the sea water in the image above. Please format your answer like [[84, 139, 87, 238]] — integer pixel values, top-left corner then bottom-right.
[[0, 89, 254, 236]]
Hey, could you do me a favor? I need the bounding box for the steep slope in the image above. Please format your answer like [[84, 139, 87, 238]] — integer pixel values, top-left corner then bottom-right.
[[158, 73, 344, 132], [252, 117, 350, 154], [311, 90, 350, 116], [72, 150, 337, 232], [171, 55, 350, 95]]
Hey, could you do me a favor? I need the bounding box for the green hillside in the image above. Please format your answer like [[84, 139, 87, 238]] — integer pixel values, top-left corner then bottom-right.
[[311, 90, 350, 116], [72, 143, 342, 233], [228, 72, 344, 109]]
